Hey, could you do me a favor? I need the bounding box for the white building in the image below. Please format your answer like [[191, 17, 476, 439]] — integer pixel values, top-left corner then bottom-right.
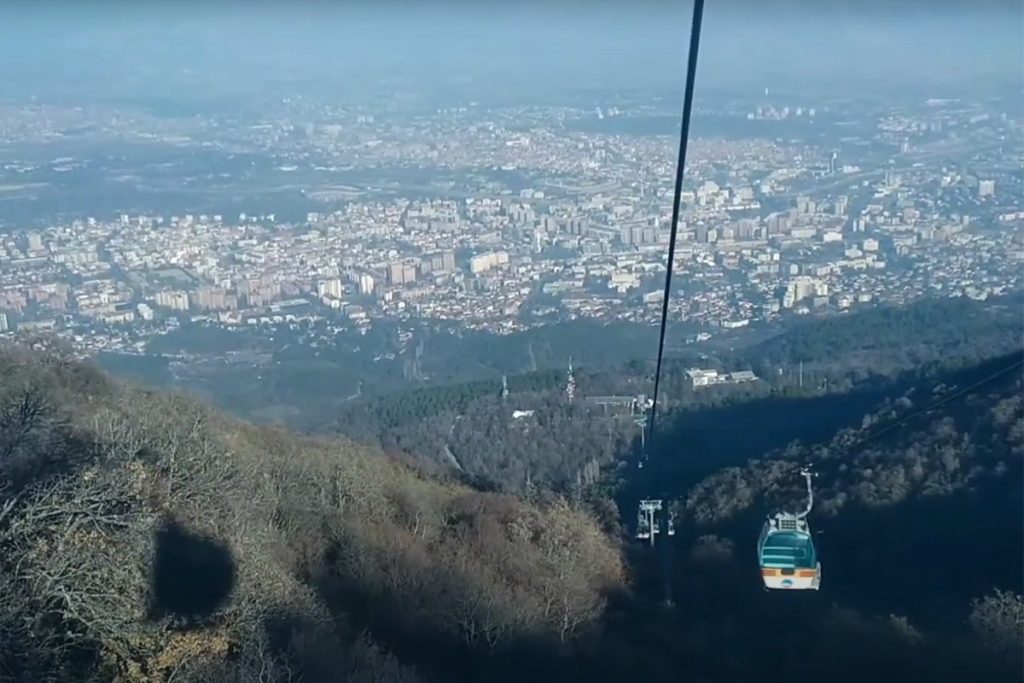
[[469, 250, 510, 274], [358, 273, 375, 295], [154, 290, 190, 311], [686, 369, 720, 387], [686, 368, 760, 389], [782, 276, 826, 308], [318, 278, 343, 299]]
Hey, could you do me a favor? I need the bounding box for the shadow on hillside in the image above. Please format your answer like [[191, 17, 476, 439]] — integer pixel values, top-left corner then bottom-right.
[[818, 471, 1024, 628], [637, 350, 1024, 500], [149, 519, 236, 621], [600, 501, 1023, 683], [665, 465, 1023, 629], [671, 387, 886, 484], [607, 351, 1024, 682]]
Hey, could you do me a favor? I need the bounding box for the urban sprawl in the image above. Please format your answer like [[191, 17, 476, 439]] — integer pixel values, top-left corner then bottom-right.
[[0, 97, 1020, 358]]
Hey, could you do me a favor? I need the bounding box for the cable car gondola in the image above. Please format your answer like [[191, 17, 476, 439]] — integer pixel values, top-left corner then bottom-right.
[[758, 469, 821, 591]]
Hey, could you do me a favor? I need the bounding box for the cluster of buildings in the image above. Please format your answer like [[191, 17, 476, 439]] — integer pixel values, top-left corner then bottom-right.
[[0, 97, 1019, 358], [685, 368, 759, 389]]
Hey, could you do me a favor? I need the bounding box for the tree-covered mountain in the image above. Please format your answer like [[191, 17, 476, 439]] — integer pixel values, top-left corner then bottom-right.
[[316, 295, 1023, 498], [98, 294, 1023, 436], [2, 339, 1022, 681], [635, 350, 1024, 682], [0, 342, 622, 682], [734, 293, 1024, 386], [7, 292, 1023, 682], [678, 351, 1023, 526]]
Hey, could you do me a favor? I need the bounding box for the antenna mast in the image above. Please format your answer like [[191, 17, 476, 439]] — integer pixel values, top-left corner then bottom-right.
[[566, 356, 576, 402]]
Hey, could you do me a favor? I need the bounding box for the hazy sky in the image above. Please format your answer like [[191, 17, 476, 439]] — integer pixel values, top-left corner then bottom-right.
[[1, 1, 1021, 107]]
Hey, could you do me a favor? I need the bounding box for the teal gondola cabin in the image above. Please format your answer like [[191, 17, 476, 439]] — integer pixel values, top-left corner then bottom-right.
[[757, 514, 821, 590]]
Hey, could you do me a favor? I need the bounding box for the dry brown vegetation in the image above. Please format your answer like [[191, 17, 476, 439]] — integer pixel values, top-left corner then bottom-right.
[[0, 343, 624, 682]]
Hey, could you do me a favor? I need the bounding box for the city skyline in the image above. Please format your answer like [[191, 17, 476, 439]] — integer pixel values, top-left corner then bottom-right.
[[0, 1, 1020, 368], [0, 93, 1019, 363]]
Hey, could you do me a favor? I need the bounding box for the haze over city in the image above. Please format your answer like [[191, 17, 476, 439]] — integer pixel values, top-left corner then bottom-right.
[[0, 2, 1021, 682]]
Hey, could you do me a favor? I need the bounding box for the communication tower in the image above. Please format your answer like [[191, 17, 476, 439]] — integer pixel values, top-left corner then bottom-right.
[[566, 357, 576, 403]]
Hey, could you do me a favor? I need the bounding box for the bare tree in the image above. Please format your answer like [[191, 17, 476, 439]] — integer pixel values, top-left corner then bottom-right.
[[970, 589, 1024, 658], [0, 466, 155, 678]]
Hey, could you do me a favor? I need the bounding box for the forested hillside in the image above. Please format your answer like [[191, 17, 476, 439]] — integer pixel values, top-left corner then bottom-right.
[[334, 381, 635, 495], [320, 295, 1022, 498], [99, 319, 672, 429], [99, 295, 1021, 436], [2, 339, 1022, 682], [680, 351, 1024, 526], [649, 351, 1024, 682], [0, 342, 623, 682], [7, 294, 1023, 682], [735, 293, 1024, 387]]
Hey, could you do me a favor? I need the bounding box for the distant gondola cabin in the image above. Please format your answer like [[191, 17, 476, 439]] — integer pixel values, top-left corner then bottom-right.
[[757, 514, 821, 590]]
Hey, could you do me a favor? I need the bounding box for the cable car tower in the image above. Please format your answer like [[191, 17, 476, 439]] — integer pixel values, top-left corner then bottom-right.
[[636, 499, 661, 546], [636, 499, 675, 546], [757, 468, 821, 590]]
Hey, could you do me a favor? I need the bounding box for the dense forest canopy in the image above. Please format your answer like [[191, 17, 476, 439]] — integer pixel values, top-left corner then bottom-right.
[[4, 293, 1022, 682], [685, 355, 1023, 597], [316, 295, 1023, 497], [97, 295, 1023, 438], [3, 339, 1022, 681], [679, 351, 1024, 526]]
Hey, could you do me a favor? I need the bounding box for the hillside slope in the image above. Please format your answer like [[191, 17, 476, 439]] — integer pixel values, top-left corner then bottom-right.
[[317, 295, 1022, 495], [0, 342, 623, 683], [4, 340, 1021, 683], [652, 351, 1024, 682]]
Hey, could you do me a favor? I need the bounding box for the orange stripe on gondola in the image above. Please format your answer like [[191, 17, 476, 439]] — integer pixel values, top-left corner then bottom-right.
[[762, 568, 818, 578]]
